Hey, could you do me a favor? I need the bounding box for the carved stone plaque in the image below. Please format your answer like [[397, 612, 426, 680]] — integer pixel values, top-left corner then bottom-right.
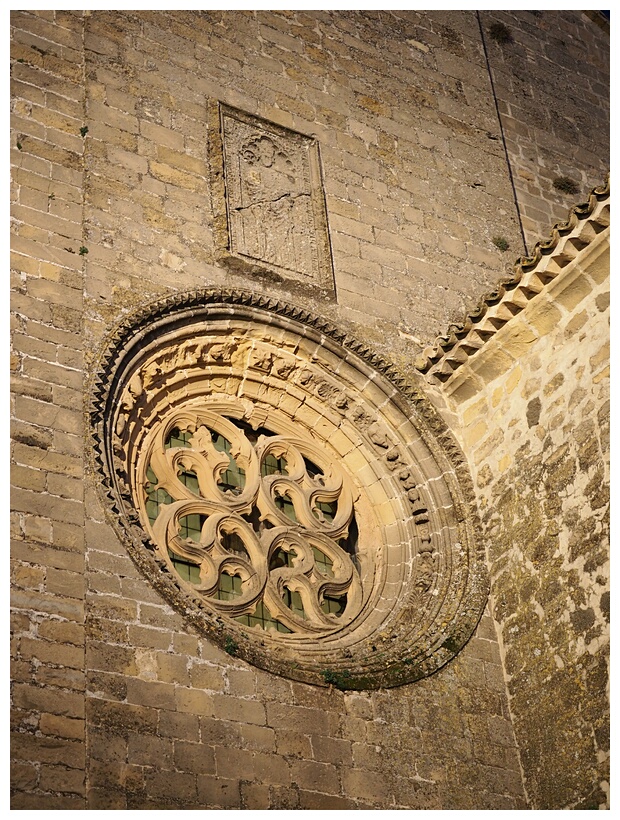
[[208, 103, 335, 295]]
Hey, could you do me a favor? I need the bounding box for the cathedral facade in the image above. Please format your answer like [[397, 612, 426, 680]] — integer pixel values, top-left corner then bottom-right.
[[10, 10, 609, 809]]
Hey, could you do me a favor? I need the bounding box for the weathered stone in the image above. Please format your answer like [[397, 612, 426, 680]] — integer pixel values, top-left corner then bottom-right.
[[10, 7, 609, 813]]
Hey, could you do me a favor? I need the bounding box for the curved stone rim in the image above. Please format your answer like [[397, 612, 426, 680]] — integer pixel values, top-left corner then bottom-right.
[[88, 288, 489, 689]]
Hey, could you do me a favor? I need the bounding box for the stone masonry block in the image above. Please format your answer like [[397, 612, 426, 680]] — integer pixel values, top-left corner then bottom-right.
[[211, 695, 266, 727], [39, 713, 85, 740], [289, 759, 340, 794], [342, 767, 391, 804], [158, 710, 200, 742], [46, 472, 84, 500], [22, 358, 83, 391], [527, 299, 563, 337], [240, 781, 270, 810], [86, 699, 158, 737], [276, 729, 312, 760], [173, 741, 216, 775], [298, 790, 359, 810], [12, 683, 84, 718], [10, 761, 39, 792], [11, 732, 85, 770], [265, 703, 333, 736], [554, 270, 594, 312], [156, 652, 190, 685], [142, 768, 198, 802], [214, 746, 291, 786], [46, 567, 85, 599], [190, 663, 225, 692], [19, 636, 84, 669], [127, 733, 173, 769], [12, 587, 84, 624], [175, 687, 214, 716], [498, 322, 538, 359], [196, 775, 241, 809], [239, 723, 276, 753], [126, 625, 172, 651], [585, 245, 609, 285], [471, 348, 514, 385], [86, 642, 138, 677], [12, 464, 47, 493], [126, 679, 176, 711], [311, 734, 353, 765], [37, 619, 84, 646]]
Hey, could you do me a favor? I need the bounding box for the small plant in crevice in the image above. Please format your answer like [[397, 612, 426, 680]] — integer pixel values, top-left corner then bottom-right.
[[80, 125, 89, 137], [553, 176, 579, 196], [321, 668, 353, 690], [488, 22, 514, 44], [78, 246, 89, 256], [16, 141, 22, 151], [224, 636, 238, 656], [492, 236, 510, 252]]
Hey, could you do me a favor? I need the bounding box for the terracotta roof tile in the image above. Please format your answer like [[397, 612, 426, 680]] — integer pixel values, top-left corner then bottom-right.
[[415, 177, 610, 382]]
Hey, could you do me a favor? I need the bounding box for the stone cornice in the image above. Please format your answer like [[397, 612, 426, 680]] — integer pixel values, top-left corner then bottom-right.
[[415, 178, 610, 383]]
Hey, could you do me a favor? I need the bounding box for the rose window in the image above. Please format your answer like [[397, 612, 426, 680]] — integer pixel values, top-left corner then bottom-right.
[[91, 291, 488, 689], [140, 411, 362, 635]]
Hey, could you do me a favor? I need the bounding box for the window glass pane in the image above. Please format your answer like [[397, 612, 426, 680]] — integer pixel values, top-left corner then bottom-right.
[[270, 547, 297, 569], [168, 549, 201, 584], [262, 453, 288, 476], [312, 547, 334, 577], [165, 428, 192, 449], [216, 571, 243, 600], [235, 601, 292, 633], [212, 431, 246, 493], [146, 465, 173, 524], [275, 492, 296, 522], [321, 594, 346, 617], [283, 587, 305, 618], [222, 531, 249, 559], [179, 514, 205, 542], [314, 499, 337, 523], [179, 469, 199, 494], [303, 457, 323, 479]]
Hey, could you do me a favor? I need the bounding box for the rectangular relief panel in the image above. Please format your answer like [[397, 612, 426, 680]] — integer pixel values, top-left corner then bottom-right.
[[208, 101, 335, 296]]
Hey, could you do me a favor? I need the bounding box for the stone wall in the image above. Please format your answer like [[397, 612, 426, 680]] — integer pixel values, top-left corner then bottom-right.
[[10, 9, 609, 810], [442, 212, 610, 809], [481, 10, 609, 251], [83, 485, 523, 809], [10, 9, 88, 806]]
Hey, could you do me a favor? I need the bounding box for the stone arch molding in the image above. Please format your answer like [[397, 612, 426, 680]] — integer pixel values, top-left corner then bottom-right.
[[90, 290, 488, 689]]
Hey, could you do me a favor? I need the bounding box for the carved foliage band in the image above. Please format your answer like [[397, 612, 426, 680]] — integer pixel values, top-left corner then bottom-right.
[[91, 290, 488, 689]]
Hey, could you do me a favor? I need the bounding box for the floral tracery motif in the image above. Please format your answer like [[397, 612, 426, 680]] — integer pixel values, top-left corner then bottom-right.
[[91, 290, 489, 688], [139, 408, 362, 635]]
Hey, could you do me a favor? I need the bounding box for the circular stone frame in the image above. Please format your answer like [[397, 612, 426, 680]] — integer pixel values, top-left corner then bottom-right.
[[89, 289, 488, 689]]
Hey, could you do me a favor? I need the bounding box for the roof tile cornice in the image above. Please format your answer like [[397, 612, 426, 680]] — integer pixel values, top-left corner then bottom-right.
[[415, 177, 610, 382]]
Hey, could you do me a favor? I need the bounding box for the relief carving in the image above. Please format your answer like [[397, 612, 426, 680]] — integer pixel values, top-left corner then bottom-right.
[[231, 132, 313, 275], [210, 104, 335, 294], [296, 368, 349, 412]]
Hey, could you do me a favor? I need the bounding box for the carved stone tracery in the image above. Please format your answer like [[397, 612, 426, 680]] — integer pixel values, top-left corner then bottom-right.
[[139, 407, 362, 635], [91, 290, 488, 689]]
